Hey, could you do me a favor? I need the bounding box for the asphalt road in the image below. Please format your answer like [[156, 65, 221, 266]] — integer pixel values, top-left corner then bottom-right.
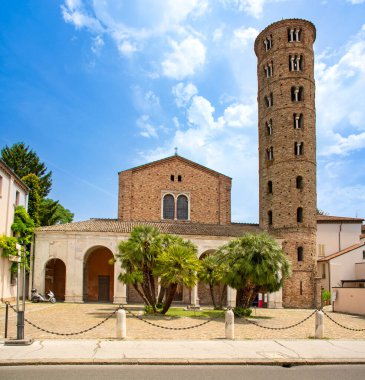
[[1, 365, 365, 380]]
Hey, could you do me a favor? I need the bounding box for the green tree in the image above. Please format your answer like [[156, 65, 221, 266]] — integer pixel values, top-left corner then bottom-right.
[[218, 232, 291, 310], [198, 253, 228, 309], [154, 243, 200, 314], [39, 198, 74, 225], [1, 142, 52, 197], [22, 173, 42, 226], [117, 225, 199, 314], [11, 206, 35, 245]]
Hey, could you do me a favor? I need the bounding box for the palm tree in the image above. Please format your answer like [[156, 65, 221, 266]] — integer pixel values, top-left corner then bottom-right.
[[198, 253, 228, 309], [218, 232, 291, 309], [154, 243, 200, 314]]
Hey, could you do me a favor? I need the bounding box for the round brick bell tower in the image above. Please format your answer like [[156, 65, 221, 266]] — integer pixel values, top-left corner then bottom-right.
[[254, 19, 318, 308]]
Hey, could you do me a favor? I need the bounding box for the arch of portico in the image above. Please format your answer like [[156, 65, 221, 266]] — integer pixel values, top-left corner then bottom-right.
[[44, 258, 66, 301]]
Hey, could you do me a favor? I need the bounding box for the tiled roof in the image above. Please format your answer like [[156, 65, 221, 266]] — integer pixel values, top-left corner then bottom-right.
[[317, 215, 364, 224], [317, 242, 365, 262], [36, 219, 261, 237]]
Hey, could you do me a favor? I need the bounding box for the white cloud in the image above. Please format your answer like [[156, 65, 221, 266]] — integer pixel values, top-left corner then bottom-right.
[[316, 25, 365, 156], [136, 115, 159, 138], [162, 37, 206, 80], [91, 35, 104, 55], [172, 82, 198, 107], [220, 0, 285, 18], [346, 0, 365, 4], [232, 26, 259, 49], [219, 102, 255, 128]]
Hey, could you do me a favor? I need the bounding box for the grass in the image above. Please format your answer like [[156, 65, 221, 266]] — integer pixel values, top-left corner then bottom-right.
[[164, 307, 225, 318]]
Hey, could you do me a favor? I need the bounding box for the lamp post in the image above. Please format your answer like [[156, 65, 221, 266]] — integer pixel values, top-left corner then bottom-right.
[[15, 243, 25, 340]]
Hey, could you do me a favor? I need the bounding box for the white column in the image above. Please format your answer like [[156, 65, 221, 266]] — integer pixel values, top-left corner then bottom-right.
[[290, 29, 294, 42], [190, 285, 199, 307], [114, 264, 127, 304], [295, 29, 300, 41]]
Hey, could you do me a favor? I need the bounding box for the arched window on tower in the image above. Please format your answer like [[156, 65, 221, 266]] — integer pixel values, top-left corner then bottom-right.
[[291, 86, 304, 102], [265, 93, 273, 108], [294, 142, 304, 156], [296, 176, 303, 189], [264, 61, 273, 78], [268, 210, 273, 225], [289, 55, 303, 71], [297, 207, 303, 223], [163, 194, 175, 220], [267, 146, 274, 161], [177, 195, 189, 220], [263, 35, 272, 51], [297, 247, 304, 262], [293, 113, 303, 129], [266, 119, 273, 135], [288, 28, 301, 42], [268, 181, 273, 194]]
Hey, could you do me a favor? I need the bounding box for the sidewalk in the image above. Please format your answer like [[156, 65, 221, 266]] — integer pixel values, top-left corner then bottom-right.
[[1, 339, 365, 365]]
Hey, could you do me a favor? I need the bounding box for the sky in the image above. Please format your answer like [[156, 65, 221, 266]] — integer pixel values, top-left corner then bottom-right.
[[1, 0, 365, 223]]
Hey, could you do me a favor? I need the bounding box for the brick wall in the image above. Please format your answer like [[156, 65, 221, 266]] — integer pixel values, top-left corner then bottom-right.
[[118, 156, 232, 225]]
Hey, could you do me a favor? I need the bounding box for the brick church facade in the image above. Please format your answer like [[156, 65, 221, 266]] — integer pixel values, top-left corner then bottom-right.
[[32, 19, 327, 308]]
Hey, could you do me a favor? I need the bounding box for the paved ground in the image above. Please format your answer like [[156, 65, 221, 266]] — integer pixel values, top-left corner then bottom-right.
[[1, 302, 365, 340]]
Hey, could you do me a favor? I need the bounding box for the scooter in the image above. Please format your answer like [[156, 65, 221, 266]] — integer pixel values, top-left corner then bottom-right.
[[31, 288, 56, 304]]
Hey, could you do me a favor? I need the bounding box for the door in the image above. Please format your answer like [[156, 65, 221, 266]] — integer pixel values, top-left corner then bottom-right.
[[98, 275, 110, 302]]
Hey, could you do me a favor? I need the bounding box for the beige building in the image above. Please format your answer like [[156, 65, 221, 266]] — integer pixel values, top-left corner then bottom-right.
[[0, 159, 29, 302]]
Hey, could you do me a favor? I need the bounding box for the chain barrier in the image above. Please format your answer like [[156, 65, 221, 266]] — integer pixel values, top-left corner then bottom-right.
[[5, 302, 122, 336], [238, 309, 317, 330], [321, 308, 365, 332], [122, 307, 222, 330]]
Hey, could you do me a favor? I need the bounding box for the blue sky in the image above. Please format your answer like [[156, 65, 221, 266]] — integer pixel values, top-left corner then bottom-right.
[[1, 0, 365, 223]]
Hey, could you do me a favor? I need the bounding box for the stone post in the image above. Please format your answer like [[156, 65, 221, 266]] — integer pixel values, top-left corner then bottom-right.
[[315, 310, 324, 339], [225, 309, 234, 340], [116, 309, 126, 339]]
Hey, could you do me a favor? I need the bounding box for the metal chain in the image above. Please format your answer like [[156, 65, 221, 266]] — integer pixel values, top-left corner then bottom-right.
[[239, 309, 317, 330], [123, 307, 222, 330], [322, 309, 365, 332], [5, 302, 122, 336]]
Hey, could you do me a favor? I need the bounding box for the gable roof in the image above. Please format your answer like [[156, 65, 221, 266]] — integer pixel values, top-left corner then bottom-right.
[[119, 155, 232, 179], [36, 219, 260, 237], [317, 242, 365, 262], [317, 215, 364, 224], [0, 159, 29, 193]]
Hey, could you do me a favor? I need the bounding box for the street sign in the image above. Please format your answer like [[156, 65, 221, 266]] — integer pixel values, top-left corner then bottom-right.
[[8, 255, 21, 263]]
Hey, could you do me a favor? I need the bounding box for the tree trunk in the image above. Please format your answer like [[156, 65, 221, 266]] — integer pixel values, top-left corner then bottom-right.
[[157, 285, 166, 304], [133, 284, 150, 305], [209, 285, 217, 309], [219, 284, 227, 309], [236, 287, 245, 308], [161, 283, 178, 314]]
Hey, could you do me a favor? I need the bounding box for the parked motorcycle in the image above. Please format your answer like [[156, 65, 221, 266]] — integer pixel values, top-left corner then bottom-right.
[[31, 288, 56, 304]]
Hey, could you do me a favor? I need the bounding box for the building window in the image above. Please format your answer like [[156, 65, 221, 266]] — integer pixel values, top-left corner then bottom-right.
[[268, 181, 273, 194], [178, 175, 182, 182], [293, 113, 303, 129], [10, 272, 17, 286], [291, 86, 304, 102], [15, 191, 20, 206], [266, 119, 273, 135], [265, 93, 273, 108], [297, 207, 303, 223], [289, 55, 303, 71], [267, 146, 274, 161], [295, 142, 304, 156], [300, 281, 303, 295], [363, 250, 365, 260], [264, 35, 272, 51], [268, 210, 273, 225], [296, 176, 303, 189], [322, 263, 326, 279], [177, 195, 188, 220], [297, 247, 304, 262], [170, 175, 175, 182], [288, 28, 301, 42], [264, 62, 273, 78], [163, 194, 175, 219]]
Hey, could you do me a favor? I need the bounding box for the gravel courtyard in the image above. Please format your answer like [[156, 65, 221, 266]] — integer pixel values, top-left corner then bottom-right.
[[1, 302, 365, 340]]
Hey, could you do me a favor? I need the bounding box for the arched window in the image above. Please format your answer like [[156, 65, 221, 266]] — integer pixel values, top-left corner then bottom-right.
[[288, 28, 301, 42], [293, 113, 303, 129], [268, 210, 273, 225], [163, 194, 175, 219], [177, 195, 189, 220], [294, 142, 304, 156], [266, 119, 273, 135], [296, 176, 303, 189], [297, 247, 304, 262], [297, 207, 303, 223], [291, 86, 304, 102], [268, 181, 273, 194]]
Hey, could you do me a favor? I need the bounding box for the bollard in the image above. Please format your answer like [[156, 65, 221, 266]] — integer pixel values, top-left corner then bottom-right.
[[225, 309, 234, 340], [116, 309, 126, 339], [315, 310, 324, 339]]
